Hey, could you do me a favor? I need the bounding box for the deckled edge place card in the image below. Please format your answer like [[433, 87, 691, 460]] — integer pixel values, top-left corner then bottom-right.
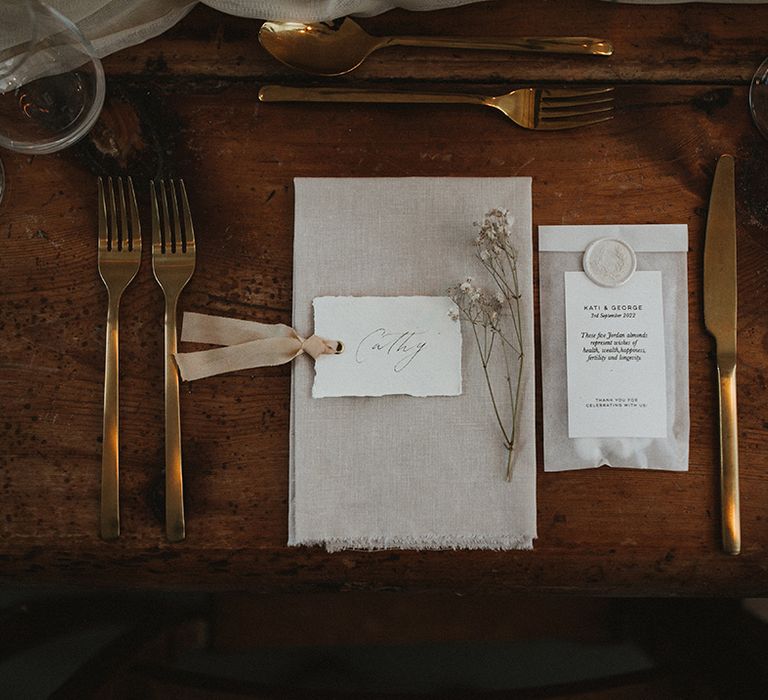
[[312, 296, 462, 398], [564, 271, 668, 438]]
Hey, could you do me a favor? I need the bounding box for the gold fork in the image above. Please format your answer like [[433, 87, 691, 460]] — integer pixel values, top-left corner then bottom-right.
[[98, 176, 141, 540], [258, 85, 614, 130], [151, 179, 196, 542]]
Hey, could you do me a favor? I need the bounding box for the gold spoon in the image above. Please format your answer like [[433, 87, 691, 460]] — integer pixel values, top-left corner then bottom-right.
[[258, 18, 613, 76]]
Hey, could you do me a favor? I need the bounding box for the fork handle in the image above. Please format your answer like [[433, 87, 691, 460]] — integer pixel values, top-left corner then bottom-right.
[[164, 293, 186, 542], [258, 85, 486, 106], [387, 35, 613, 56], [100, 294, 121, 540]]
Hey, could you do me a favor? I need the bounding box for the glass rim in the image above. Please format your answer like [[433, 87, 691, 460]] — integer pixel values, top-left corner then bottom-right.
[[749, 56, 768, 140], [0, 0, 106, 154], [1, 0, 50, 82]]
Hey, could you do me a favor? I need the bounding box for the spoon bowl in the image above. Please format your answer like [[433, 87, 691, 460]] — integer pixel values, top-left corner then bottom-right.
[[259, 19, 379, 76], [258, 18, 613, 77]]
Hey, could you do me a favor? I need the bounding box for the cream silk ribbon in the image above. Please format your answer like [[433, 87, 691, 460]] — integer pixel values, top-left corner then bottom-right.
[[173, 312, 340, 381]]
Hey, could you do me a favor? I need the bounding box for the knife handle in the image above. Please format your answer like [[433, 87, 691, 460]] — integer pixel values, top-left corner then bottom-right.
[[717, 361, 740, 555]]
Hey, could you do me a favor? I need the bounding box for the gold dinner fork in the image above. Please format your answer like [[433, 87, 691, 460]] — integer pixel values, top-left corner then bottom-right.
[[151, 179, 196, 542], [258, 85, 614, 130], [98, 176, 141, 540]]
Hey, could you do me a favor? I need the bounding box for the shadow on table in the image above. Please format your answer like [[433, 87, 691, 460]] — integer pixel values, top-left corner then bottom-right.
[[0, 591, 767, 698]]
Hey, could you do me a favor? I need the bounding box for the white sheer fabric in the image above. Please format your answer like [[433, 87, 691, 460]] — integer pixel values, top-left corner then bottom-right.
[[6, 0, 763, 71], [2, 1, 484, 67]]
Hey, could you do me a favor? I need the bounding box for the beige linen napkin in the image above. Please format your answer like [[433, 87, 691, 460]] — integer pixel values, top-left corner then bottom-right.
[[290, 178, 536, 551]]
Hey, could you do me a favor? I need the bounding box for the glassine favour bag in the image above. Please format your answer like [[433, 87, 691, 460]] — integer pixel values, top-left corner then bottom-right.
[[538, 225, 689, 471]]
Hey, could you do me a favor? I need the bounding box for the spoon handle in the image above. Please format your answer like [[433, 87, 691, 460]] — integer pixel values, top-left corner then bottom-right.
[[258, 85, 486, 106], [385, 35, 613, 56]]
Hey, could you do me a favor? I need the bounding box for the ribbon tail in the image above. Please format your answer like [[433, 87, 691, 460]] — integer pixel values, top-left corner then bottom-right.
[[174, 337, 303, 381], [181, 312, 296, 345]]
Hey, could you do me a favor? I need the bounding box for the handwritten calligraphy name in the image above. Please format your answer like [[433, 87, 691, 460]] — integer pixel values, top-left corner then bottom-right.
[[355, 328, 428, 372]]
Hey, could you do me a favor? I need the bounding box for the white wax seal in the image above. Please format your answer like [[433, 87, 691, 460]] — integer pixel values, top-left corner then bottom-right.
[[582, 238, 637, 287]]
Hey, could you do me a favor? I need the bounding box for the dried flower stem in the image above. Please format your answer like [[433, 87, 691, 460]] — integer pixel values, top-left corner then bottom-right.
[[449, 209, 524, 481]]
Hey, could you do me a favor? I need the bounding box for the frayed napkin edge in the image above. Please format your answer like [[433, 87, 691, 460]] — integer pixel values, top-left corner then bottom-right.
[[289, 535, 535, 552]]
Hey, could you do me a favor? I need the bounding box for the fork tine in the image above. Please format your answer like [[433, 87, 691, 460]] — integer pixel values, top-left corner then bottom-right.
[[159, 179, 173, 254], [117, 177, 128, 253], [536, 114, 614, 130], [179, 179, 194, 253], [169, 180, 182, 255], [541, 87, 614, 99], [540, 105, 614, 119], [107, 177, 118, 252], [542, 94, 614, 108], [97, 177, 107, 251], [127, 177, 141, 253], [150, 180, 162, 254]]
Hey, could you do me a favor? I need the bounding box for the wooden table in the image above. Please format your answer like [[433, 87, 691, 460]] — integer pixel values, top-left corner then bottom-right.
[[1, 0, 767, 595]]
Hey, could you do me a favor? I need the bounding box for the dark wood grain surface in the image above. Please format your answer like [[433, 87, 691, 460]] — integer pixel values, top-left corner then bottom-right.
[[1, 0, 767, 594]]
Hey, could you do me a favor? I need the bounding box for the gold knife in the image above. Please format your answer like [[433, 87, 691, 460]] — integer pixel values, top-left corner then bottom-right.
[[703, 154, 740, 555]]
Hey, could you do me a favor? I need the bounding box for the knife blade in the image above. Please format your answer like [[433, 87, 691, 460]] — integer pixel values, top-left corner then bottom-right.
[[703, 154, 740, 555]]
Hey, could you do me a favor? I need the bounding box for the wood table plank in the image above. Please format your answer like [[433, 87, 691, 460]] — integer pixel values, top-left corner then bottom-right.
[[102, 1, 768, 83], [1, 1, 767, 594]]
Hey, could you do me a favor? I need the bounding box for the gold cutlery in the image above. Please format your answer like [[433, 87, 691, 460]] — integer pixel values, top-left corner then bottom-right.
[[258, 85, 614, 131], [151, 179, 196, 542], [703, 154, 740, 555], [97, 176, 141, 540], [258, 18, 613, 76]]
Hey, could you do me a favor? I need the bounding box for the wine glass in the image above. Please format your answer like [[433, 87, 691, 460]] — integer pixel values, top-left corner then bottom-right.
[[0, 0, 105, 203], [750, 57, 768, 140]]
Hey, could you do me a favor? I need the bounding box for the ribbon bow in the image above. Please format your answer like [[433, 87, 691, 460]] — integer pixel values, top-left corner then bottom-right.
[[174, 312, 341, 381]]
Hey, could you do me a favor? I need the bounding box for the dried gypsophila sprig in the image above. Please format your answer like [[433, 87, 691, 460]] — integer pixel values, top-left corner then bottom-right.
[[449, 208, 524, 481]]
